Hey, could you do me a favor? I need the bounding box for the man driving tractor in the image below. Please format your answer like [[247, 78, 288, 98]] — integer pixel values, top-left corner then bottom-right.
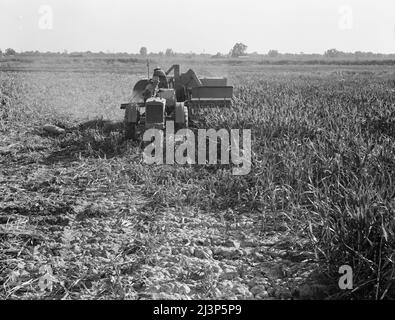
[[154, 67, 169, 88], [142, 67, 168, 101]]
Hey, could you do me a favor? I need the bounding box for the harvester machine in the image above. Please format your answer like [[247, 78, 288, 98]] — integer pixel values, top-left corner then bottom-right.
[[120, 64, 233, 140]]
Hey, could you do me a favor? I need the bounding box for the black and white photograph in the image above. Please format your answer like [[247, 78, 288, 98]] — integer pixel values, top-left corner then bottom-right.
[[0, 0, 394, 307]]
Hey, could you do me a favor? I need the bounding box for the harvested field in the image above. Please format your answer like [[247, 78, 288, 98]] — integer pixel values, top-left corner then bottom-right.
[[1, 61, 394, 300]]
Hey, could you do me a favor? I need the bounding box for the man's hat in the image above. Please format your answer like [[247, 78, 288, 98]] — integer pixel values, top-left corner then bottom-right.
[[153, 67, 166, 78]]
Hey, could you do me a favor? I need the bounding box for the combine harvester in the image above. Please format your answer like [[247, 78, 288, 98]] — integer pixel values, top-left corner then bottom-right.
[[121, 64, 233, 140]]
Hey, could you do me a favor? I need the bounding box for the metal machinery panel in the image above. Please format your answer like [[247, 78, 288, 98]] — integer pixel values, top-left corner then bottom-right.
[[191, 86, 233, 99], [200, 78, 228, 86]]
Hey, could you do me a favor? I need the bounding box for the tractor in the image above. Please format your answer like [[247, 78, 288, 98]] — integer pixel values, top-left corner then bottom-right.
[[120, 64, 233, 140]]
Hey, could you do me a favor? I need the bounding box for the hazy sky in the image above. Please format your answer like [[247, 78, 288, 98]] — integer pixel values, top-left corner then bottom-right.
[[1, 0, 395, 54]]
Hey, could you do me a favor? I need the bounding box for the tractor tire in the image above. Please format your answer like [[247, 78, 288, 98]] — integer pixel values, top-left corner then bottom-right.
[[184, 106, 189, 128], [176, 87, 187, 102], [125, 122, 138, 140], [175, 106, 189, 132]]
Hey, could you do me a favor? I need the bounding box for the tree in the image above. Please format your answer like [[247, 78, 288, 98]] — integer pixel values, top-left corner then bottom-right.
[[212, 52, 224, 59], [268, 49, 279, 58], [230, 43, 247, 57], [165, 48, 175, 57], [5, 48, 16, 56], [0, 49, 2, 56], [324, 48, 341, 58], [140, 47, 147, 56]]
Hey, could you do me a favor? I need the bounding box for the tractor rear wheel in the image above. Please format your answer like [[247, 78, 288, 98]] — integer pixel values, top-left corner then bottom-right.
[[125, 122, 138, 140]]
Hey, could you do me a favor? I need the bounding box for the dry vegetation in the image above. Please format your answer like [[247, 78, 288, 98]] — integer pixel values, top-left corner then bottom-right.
[[0, 61, 394, 299]]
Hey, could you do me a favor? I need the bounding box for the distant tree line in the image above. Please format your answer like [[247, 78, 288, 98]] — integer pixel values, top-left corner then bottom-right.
[[1, 44, 395, 60]]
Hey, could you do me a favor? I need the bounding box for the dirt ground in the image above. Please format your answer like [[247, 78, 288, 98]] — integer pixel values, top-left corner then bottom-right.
[[0, 126, 323, 299]]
